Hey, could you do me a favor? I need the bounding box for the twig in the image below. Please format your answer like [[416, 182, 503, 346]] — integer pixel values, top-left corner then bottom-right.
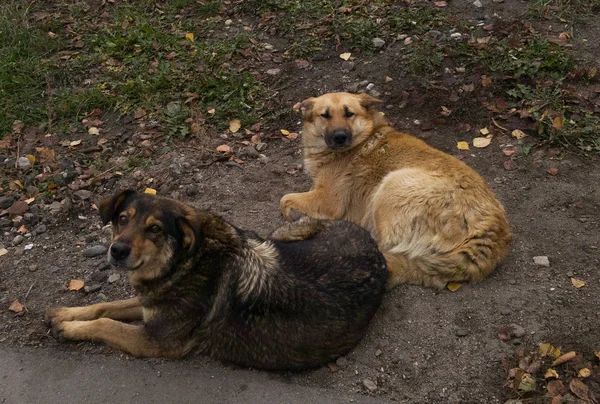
[[24, 282, 35, 300]]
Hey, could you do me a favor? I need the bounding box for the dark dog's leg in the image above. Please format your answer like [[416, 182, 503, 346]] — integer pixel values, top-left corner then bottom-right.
[[45, 297, 143, 326], [52, 318, 186, 358]]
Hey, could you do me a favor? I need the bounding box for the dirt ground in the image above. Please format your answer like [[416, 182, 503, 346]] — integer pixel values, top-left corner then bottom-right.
[[1, 1, 600, 403]]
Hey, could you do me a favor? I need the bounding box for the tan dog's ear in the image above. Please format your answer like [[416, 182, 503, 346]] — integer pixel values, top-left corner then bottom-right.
[[99, 190, 137, 225], [357, 93, 383, 110], [299, 97, 316, 120], [177, 215, 199, 253]]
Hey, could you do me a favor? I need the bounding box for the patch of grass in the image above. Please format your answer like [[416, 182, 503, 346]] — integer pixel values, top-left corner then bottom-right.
[[407, 39, 445, 75], [528, 0, 600, 22]]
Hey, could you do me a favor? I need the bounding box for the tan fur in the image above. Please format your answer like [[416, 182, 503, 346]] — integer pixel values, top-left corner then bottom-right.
[[281, 92, 512, 289]]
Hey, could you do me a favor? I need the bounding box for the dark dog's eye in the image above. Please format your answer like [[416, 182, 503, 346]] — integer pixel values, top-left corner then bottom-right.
[[118, 215, 128, 226], [321, 111, 331, 119], [150, 225, 161, 234]]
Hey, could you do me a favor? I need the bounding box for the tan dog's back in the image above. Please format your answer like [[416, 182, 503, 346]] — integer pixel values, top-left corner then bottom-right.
[[281, 92, 511, 289]]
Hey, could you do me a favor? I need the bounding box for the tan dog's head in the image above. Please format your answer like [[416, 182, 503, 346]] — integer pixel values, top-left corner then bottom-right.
[[299, 92, 382, 151], [99, 190, 199, 284]]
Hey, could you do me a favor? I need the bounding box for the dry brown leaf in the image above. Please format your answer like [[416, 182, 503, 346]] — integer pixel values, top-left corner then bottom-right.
[[8, 300, 24, 313], [144, 188, 157, 195], [569, 379, 589, 401], [216, 144, 231, 153], [457, 141, 469, 150], [473, 137, 492, 148], [447, 282, 462, 292], [518, 373, 536, 392], [552, 116, 564, 130], [434, 1, 447, 7], [207, 108, 215, 114], [68, 279, 85, 291], [539, 343, 561, 358], [36, 147, 56, 163], [578, 368, 591, 378], [441, 106, 452, 116], [552, 351, 576, 366], [229, 119, 241, 133], [70, 139, 82, 147], [339, 52, 351, 61], [558, 32, 571, 40], [596, 351, 600, 361], [481, 76, 492, 87], [512, 129, 527, 139], [544, 368, 559, 379], [571, 278, 585, 288], [547, 380, 565, 396], [287, 132, 299, 140]]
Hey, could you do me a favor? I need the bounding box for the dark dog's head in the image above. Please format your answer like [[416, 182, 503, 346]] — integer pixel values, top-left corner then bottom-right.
[[99, 190, 200, 284], [299, 92, 383, 151]]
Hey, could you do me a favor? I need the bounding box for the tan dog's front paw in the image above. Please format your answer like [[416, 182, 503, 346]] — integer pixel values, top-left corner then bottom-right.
[[45, 306, 98, 327], [280, 194, 303, 222]]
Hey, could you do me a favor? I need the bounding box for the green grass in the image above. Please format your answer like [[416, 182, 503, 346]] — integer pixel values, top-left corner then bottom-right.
[[528, 0, 600, 21]]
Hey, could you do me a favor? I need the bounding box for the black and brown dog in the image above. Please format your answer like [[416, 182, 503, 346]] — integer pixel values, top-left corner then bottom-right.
[[45, 190, 388, 370]]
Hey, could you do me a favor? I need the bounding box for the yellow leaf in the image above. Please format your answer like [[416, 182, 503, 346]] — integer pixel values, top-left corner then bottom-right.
[[552, 351, 576, 366], [447, 282, 462, 292], [280, 129, 290, 135], [457, 141, 469, 150], [8, 300, 24, 313], [518, 373, 536, 392], [479, 127, 490, 135], [207, 108, 215, 114], [595, 351, 600, 361], [473, 137, 492, 148], [70, 139, 82, 147], [539, 343, 561, 358], [544, 368, 559, 379], [0, 248, 8, 257], [552, 116, 564, 130], [512, 129, 527, 139], [25, 197, 35, 204], [185, 32, 194, 42], [88, 127, 100, 135], [13, 180, 24, 189], [339, 52, 351, 61], [144, 188, 157, 195], [229, 119, 241, 133], [26, 154, 36, 165], [578, 368, 591, 378], [571, 278, 585, 288], [68, 279, 85, 291]]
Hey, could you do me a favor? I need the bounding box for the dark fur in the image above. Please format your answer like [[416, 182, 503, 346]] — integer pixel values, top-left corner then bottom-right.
[[45, 191, 388, 370]]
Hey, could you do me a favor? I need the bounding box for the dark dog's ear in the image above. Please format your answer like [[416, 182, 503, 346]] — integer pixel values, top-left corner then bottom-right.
[[357, 93, 383, 110], [299, 97, 316, 120], [99, 190, 137, 225], [177, 215, 200, 253]]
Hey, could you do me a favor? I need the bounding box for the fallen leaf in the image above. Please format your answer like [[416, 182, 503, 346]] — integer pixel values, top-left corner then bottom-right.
[[503, 147, 517, 156], [552, 351, 576, 366], [68, 279, 85, 291], [13, 180, 24, 189], [544, 368, 559, 379], [134, 109, 146, 119], [207, 108, 215, 114], [552, 116, 564, 130], [558, 32, 571, 40], [539, 343, 561, 358], [70, 139, 82, 147], [97, 138, 107, 145], [339, 52, 351, 61], [48, 31, 58, 39], [7, 200, 28, 215], [250, 134, 261, 144], [441, 106, 452, 116], [36, 147, 56, 163], [473, 137, 492, 148], [0, 248, 7, 257], [512, 129, 527, 139], [280, 129, 290, 135], [596, 351, 600, 361], [578, 368, 591, 378], [457, 141, 469, 150], [88, 127, 100, 135], [25, 154, 36, 166], [434, 1, 447, 6], [144, 188, 157, 195], [8, 300, 24, 313], [229, 119, 241, 133], [18, 225, 27, 234], [481, 76, 492, 87], [547, 167, 559, 176], [569, 379, 589, 401], [216, 144, 231, 153], [479, 127, 490, 135], [233, 158, 244, 165], [185, 32, 194, 42], [287, 132, 299, 140], [571, 278, 585, 288], [447, 282, 462, 292], [547, 380, 565, 396], [518, 373, 536, 392]]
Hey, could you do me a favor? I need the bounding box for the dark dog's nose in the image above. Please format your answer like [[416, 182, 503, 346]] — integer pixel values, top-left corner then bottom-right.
[[326, 130, 352, 149], [110, 242, 131, 261]]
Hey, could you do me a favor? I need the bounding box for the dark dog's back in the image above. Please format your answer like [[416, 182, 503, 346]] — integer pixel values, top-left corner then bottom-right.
[[199, 220, 388, 370]]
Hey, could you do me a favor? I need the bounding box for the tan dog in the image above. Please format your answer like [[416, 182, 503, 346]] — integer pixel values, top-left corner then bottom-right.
[[281, 92, 512, 289]]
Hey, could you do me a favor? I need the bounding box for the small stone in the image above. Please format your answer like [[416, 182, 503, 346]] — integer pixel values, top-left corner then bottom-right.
[[428, 30, 442, 38], [366, 83, 375, 91], [511, 324, 525, 338], [17, 157, 32, 169], [83, 245, 108, 258], [107, 273, 121, 284], [336, 357, 348, 367], [0, 218, 12, 228], [456, 328, 469, 337], [258, 154, 269, 164], [385, 76, 393, 83], [500, 309, 511, 315], [266, 68, 281, 76], [533, 256, 550, 267], [473, 0, 483, 6], [224, 19, 233, 26], [566, 271, 574, 277], [358, 80, 369, 88], [344, 82, 360, 93], [369, 90, 381, 98], [504, 160, 518, 171], [375, 349, 382, 357], [84, 284, 102, 293], [372, 37, 385, 48], [24, 243, 33, 250], [85, 233, 99, 244], [34, 224, 47, 234], [363, 378, 377, 392], [256, 142, 268, 152], [0, 196, 15, 209], [73, 190, 92, 200], [450, 32, 463, 39], [12, 235, 24, 246], [341, 61, 355, 73], [509, 279, 516, 285], [403, 37, 413, 45], [28, 264, 38, 272], [239, 146, 260, 159]]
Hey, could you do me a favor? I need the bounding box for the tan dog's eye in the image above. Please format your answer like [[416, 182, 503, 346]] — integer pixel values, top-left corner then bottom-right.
[[321, 111, 331, 119], [345, 110, 355, 118], [118, 215, 128, 226], [149, 225, 161, 234]]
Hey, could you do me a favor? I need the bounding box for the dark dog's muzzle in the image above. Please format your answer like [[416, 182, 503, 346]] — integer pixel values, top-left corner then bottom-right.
[[325, 130, 352, 149], [110, 242, 131, 262]]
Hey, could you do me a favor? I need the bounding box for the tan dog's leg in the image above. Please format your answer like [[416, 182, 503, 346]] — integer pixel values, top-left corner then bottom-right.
[[52, 318, 185, 358], [45, 297, 143, 326], [280, 188, 344, 221]]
